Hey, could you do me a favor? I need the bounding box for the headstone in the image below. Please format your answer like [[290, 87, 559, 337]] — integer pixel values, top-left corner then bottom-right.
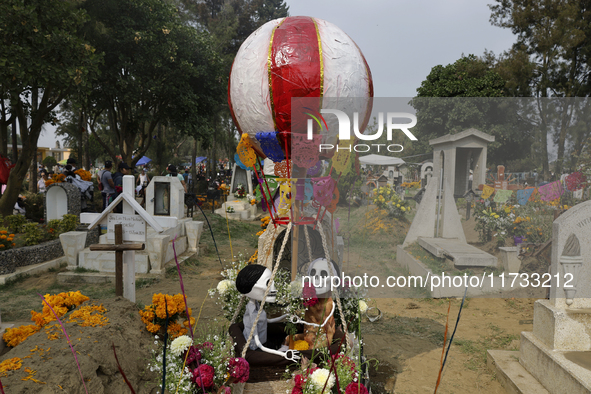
[[229, 163, 253, 198], [45, 183, 80, 221], [491, 200, 591, 393], [146, 176, 186, 219]]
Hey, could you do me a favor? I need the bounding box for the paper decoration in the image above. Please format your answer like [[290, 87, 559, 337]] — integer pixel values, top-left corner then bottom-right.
[[312, 176, 336, 206], [566, 171, 586, 191], [493, 189, 513, 203], [574, 188, 584, 199], [538, 181, 564, 201], [482, 185, 495, 200], [256, 132, 285, 163], [236, 134, 257, 168], [331, 140, 353, 175], [274, 159, 291, 178], [516, 188, 535, 206], [292, 133, 321, 169]]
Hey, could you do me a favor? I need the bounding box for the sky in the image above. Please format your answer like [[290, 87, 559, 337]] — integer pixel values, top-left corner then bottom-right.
[[38, 0, 517, 148]]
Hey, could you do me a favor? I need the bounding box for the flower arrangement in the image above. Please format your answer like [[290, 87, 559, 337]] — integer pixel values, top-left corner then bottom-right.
[[290, 348, 367, 394], [250, 198, 257, 206], [226, 206, 235, 213], [0, 357, 22, 377], [139, 293, 195, 338], [372, 187, 411, 218], [149, 327, 248, 393], [260, 216, 271, 229], [248, 250, 258, 264], [234, 184, 246, 199], [0, 229, 16, 250], [2, 291, 89, 347], [401, 181, 421, 189], [208, 258, 248, 322], [44, 173, 66, 187], [74, 169, 92, 181]]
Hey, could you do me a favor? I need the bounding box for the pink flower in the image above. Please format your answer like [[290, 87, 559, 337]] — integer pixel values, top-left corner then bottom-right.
[[291, 387, 303, 394], [200, 341, 214, 351], [294, 374, 305, 388], [229, 357, 250, 383], [219, 386, 231, 394], [186, 347, 202, 364], [345, 382, 369, 394], [302, 283, 319, 307], [192, 364, 214, 388]]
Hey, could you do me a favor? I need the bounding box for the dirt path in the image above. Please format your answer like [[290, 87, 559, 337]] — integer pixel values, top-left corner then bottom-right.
[[0, 209, 540, 393]]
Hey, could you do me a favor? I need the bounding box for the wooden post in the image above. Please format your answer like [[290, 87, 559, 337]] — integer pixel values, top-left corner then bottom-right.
[[89, 225, 144, 298], [115, 224, 123, 296]]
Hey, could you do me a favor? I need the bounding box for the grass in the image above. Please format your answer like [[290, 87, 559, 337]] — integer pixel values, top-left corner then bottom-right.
[[454, 323, 519, 371]]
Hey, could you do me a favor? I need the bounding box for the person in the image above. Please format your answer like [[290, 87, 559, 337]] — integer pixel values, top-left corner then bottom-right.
[[167, 164, 187, 192], [64, 157, 77, 174], [137, 167, 150, 187], [100, 161, 116, 211], [37, 170, 48, 193], [112, 162, 131, 190]]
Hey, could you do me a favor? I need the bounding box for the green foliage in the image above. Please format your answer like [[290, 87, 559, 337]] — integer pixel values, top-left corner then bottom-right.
[[22, 223, 43, 246], [5, 215, 27, 234], [59, 214, 79, 233], [22, 192, 45, 223], [42, 156, 58, 168]]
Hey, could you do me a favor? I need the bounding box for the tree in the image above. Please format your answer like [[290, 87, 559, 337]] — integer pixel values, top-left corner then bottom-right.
[[0, 0, 101, 217], [411, 55, 533, 165], [42, 155, 57, 169], [80, 0, 225, 168], [489, 0, 591, 177]]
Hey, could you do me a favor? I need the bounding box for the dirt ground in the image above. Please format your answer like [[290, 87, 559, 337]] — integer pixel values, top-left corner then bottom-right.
[[0, 208, 542, 393]]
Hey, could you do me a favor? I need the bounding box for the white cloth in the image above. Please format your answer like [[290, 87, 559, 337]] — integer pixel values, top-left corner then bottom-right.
[[68, 176, 93, 193], [243, 300, 267, 351], [37, 178, 46, 193]]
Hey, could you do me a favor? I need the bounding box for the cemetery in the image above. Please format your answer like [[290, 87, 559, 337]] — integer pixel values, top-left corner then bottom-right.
[[2, 2, 591, 394]]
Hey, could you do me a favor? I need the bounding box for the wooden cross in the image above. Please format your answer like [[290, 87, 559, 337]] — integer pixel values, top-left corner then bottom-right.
[[89, 224, 144, 297]]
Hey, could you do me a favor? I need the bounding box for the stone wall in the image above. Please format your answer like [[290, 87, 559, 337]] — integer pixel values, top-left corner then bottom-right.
[[0, 227, 99, 275]]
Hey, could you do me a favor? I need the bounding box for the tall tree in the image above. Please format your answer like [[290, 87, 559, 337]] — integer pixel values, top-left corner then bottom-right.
[[490, 0, 591, 177], [411, 55, 533, 165], [0, 0, 101, 217], [81, 0, 224, 167]]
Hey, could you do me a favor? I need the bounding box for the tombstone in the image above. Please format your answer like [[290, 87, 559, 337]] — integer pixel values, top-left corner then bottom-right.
[[494, 165, 508, 190], [430, 129, 494, 197], [146, 176, 186, 219], [45, 182, 81, 221], [82, 176, 165, 302], [229, 163, 253, 200], [489, 200, 591, 393]]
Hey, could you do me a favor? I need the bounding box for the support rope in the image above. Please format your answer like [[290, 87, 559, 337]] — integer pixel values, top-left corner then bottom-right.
[[241, 222, 293, 357]]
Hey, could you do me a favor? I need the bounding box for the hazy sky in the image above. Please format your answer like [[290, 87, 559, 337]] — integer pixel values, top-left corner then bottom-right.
[[38, 0, 517, 147]]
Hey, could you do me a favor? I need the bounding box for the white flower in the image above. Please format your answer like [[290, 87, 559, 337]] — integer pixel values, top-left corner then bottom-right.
[[310, 368, 335, 390], [217, 279, 234, 295], [170, 335, 193, 357], [359, 300, 368, 314]]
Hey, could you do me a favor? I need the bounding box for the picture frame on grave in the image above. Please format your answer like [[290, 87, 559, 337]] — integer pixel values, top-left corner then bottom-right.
[[154, 182, 171, 215]]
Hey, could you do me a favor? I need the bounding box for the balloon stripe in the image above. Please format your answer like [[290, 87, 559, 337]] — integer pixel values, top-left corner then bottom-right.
[[270, 16, 321, 133], [267, 18, 286, 131], [312, 17, 324, 98]]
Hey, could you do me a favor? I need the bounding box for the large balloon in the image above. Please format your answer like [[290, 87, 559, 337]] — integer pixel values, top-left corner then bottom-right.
[[228, 16, 374, 158]]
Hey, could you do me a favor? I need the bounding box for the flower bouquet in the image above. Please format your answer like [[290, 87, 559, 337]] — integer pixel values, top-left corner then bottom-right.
[[234, 184, 246, 199], [149, 328, 249, 394], [209, 259, 248, 322], [289, 348, 369, 394], [372, 186, 410, 218], [139, 293, 195, 338], [226, 206, 235, 213]]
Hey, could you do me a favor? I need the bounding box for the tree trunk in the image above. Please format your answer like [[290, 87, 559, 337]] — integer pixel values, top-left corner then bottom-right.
[[83, 112, 91, 170], [0, 122, 8, 157], [11, 117, 18, 162], [191, 138, 197, 193]]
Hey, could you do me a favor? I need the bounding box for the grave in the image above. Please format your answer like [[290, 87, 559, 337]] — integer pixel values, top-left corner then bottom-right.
[[45, 182, 81, 221], [146, 176, 186, 219], [214, 163, 257, 220], [59, 176, 203, 292], [430, 128, 494, 197], [489, 200, 591, 393]]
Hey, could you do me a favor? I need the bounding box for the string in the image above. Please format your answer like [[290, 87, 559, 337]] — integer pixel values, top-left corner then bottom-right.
[[433, 300, 451, 393]]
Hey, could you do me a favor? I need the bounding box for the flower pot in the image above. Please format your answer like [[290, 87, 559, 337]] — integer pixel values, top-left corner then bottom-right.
[[514, 236, 524, 245]]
